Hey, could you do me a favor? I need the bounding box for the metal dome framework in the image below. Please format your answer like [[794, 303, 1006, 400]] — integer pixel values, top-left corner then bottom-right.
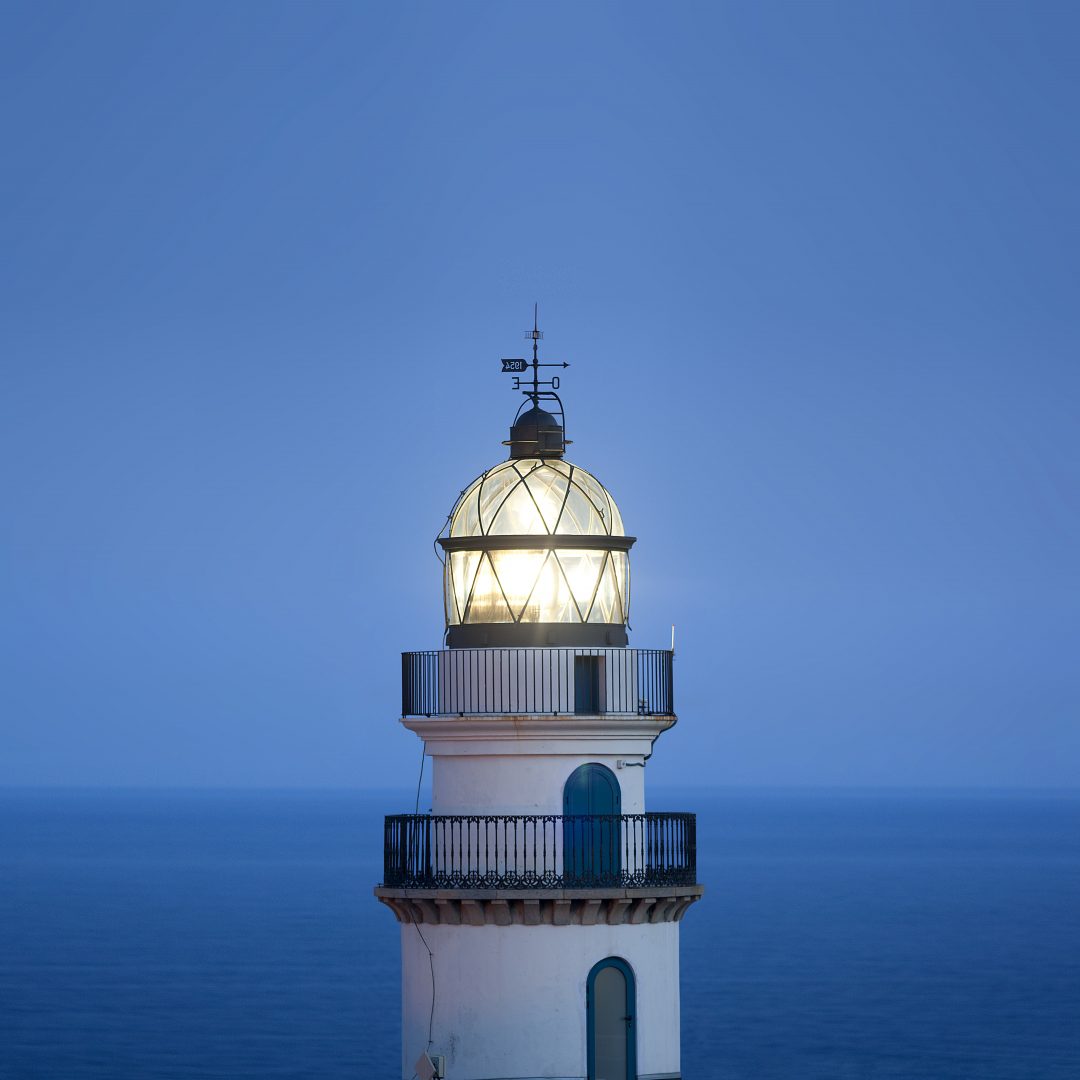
[[439, 458, 635, 647]]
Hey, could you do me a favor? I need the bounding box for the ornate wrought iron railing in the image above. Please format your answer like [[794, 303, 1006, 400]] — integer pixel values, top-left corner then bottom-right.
[[383, 812, 696, 889], [401, 647, 674, 717]]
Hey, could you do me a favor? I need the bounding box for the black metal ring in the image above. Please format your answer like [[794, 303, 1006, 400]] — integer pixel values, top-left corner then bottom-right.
[[438, 534, 636, 553]]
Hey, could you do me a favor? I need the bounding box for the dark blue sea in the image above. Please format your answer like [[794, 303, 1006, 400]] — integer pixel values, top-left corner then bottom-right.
[[1, 790, 1078, 1079]]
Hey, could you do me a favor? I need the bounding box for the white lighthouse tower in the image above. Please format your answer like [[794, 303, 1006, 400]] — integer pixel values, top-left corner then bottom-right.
[[376, 317, 703, 1080]]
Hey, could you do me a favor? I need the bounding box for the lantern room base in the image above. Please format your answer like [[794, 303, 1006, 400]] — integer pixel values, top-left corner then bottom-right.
[[446, 622, 628, 648]]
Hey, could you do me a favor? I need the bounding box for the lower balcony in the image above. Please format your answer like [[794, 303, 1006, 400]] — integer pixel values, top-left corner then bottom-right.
[[375, 812, 703, 927]]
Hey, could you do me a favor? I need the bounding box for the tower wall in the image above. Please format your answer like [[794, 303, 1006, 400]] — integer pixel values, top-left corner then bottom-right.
[[401, 921, 681, 1080], [404, 715, 671, 816], [387, 715, 691, 1078], [431, 751, 645, 815]]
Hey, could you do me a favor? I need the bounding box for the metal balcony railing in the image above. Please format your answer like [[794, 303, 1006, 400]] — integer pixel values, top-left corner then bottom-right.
[[401, 648, 674, 717], [382, 812, 696, 890]]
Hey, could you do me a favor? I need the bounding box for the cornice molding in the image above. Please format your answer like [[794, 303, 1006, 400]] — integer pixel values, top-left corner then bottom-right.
[[401, 715, 675, 741], [375, 885, 704, 927]]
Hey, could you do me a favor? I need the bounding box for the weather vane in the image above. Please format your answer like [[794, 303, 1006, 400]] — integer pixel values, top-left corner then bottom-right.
[[500, 304, 569, 410]]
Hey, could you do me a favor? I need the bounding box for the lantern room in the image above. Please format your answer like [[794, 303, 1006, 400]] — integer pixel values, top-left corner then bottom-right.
[[439, 418, 635, 648]]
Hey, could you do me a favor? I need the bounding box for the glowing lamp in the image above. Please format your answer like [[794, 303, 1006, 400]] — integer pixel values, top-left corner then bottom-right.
[[439, 407, 633, 647]]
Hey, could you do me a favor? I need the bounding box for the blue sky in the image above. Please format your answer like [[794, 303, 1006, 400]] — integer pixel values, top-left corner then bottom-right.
[[2, 2, 1077, 788]]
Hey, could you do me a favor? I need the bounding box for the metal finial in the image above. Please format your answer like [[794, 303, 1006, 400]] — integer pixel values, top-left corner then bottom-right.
[[499, 308, 572, 458], [500, 305, 569, 407]]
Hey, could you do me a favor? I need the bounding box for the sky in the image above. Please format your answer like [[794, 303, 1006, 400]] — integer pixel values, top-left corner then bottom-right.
[[1, 1, 1077, 790]]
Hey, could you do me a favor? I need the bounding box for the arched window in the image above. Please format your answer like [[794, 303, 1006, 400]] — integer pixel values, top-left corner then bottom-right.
[[587, 956, 636, 1080], [563, 764, 621, 885]]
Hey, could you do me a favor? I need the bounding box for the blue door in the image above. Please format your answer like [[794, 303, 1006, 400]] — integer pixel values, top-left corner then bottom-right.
[[587, 957, 636, 1080], [563, 763, 621, 884], [575, 655, 601, 713]]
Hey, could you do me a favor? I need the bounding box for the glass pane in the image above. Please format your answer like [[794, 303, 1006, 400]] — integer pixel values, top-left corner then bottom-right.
[[476, 463, 523, 534], [444, 556, 458, 623], [604, 487, 624, 536], [449, 550, 483, 625], [463, 553, 513, 623], [533, 553, 578, 623], [487, 479, 549, 535], [573, 469, 615, 535], [593, 965, 628, 1080], [522, 464, 568, 532], [611, 552, 628, 623], [554, 550, 605, 620], [449, 483, 481, 538], [487, 549, 548, 621], [558, 480, 606, 535], [588, 555, 620, 623]]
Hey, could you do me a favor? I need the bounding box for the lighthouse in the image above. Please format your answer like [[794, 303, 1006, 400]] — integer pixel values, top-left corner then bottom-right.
[[376, 316, 703, 1080]]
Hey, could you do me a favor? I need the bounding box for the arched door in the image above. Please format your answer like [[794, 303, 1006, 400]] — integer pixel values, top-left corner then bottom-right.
[[563, 763, 621, 885], [587, 956, 636, 1080]]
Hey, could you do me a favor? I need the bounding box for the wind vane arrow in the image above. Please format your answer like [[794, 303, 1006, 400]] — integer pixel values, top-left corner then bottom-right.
[[499, 305, 569, 410]]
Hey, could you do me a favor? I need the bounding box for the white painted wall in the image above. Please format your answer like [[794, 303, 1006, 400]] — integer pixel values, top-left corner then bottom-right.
[[401, 921, 681, 1080], [431, 752, 644, 814], [401, 715, 673, 814]]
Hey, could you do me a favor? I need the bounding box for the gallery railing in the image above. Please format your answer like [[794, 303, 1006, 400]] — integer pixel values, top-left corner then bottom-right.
[[383, 812, 696, 889], [401, 648, 674, 717]]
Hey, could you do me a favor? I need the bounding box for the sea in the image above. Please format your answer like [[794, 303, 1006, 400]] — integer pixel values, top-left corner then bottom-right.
[[1, 789, 1078, 1079]]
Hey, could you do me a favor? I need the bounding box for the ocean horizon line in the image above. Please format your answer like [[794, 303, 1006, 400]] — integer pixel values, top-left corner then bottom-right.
[[2, 783, 1078, 797]]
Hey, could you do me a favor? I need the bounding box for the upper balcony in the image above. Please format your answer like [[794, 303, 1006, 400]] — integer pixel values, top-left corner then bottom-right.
[[401, 647, 674, 718]]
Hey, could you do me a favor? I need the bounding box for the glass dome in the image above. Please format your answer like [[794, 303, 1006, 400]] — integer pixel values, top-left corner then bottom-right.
[[449, 458, 625, 538], [439, 458, 634, 645]]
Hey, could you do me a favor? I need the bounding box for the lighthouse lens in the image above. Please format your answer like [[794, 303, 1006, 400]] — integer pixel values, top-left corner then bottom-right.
[[443, 458, 630, 632], [446, 548, 628, 626]]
